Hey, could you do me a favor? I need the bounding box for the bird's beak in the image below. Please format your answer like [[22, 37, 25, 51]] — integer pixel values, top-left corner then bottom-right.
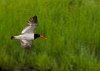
[[40, 35, 47, 39]]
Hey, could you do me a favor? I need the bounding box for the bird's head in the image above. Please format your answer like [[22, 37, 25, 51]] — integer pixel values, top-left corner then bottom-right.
[[34, 34, 47, 39]]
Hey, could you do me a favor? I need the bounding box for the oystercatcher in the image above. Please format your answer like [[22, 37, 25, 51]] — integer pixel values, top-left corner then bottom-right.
[[11, 16, 47, 48]]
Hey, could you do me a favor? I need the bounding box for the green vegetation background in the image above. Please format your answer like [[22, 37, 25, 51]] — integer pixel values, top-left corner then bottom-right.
[[0, 0, 100, 71]]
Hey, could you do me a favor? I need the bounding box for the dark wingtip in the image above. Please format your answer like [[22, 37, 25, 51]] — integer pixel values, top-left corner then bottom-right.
[[33, 15, 37, 18], [32, 15, 37, 23], [11, 36, 14, 39], [29, 15, 37, 23]]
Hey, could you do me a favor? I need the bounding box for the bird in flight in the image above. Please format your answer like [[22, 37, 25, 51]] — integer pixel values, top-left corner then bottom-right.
[[11, 16, 47, 48]]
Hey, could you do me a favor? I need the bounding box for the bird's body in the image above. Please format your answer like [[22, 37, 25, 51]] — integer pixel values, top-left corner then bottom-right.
[[11, 16, 47, 48], [14, 34, 34, 40]]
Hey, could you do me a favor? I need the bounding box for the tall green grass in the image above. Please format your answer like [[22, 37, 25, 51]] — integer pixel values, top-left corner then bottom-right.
[[0, 0, 100, 70]]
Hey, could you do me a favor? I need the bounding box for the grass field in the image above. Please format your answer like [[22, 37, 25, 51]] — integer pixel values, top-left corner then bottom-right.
[[0, 0, 100, 71]]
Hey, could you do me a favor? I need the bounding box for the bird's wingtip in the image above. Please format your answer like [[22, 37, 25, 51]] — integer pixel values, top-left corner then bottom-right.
[[33, 15, 37, 19]]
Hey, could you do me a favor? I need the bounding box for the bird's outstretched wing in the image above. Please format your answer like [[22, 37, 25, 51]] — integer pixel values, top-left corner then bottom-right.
[[21, 16, 37, 34], [21, 40, 32, 48]]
